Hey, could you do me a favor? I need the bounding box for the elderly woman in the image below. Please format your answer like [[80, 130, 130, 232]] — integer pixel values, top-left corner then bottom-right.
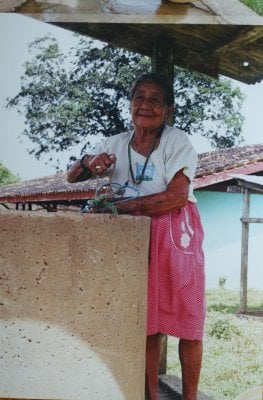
[[67, 73, 205, 400]]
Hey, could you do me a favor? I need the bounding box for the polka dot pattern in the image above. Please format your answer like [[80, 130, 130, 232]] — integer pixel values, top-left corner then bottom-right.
[[147, 202, 206, 340]]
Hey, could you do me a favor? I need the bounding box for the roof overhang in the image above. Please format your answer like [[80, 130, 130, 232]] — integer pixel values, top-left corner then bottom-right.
[[0, 191, 94, 204], [231, 174, 263, 193], [14, 0, 263, 84], [54, 23, 263, 83], [194, 160, 263, 191]]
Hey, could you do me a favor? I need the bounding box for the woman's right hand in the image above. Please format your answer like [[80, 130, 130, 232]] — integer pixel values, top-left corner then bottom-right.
[[88, 153, 116, 176], [67, 153, 116, 183]]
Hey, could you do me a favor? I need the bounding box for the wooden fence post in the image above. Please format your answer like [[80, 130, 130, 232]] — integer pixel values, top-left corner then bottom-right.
[[240, 187, 250, 313]]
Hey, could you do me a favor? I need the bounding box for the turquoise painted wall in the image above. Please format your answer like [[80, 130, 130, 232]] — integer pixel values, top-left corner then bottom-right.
[[195, 191, 263, 290]]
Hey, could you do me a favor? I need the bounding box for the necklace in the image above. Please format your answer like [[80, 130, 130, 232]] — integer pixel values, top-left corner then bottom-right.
[[128, 128, 163, 185]]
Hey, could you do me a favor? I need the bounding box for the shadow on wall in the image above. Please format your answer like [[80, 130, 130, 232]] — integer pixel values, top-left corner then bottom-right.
[[0, 319, 124, 400], [0, 211, 150, 400]]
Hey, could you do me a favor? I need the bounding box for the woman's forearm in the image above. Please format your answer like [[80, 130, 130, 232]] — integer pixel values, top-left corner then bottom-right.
[[67, 156, 93, 183], [116, 169, 190, 215], [115, 189, 188, 215]]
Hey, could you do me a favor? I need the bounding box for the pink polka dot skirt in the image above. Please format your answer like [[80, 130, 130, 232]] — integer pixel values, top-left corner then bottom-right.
[[147, 202, 206, 340]]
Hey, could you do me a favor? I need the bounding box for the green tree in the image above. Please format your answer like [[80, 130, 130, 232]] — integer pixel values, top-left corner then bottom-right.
[[7, 35, 245, 168], [0, 164, 19, 185]]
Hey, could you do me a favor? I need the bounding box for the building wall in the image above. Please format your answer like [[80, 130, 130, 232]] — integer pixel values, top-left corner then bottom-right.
[[0, 0, 27, 11], [196, 191, 263, 290], [0, 211, 150, 400]]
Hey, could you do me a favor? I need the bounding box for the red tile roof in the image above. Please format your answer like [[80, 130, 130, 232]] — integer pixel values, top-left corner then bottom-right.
[[1, 143, 263, 203], [194, 143, 263, 189]]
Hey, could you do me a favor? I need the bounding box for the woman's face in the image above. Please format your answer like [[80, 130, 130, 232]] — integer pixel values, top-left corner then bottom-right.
[[131, 82, 172, 132]]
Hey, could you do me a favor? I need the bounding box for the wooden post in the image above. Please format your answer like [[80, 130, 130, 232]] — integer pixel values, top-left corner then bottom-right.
[[151, 38, 175, 374], [152, 36, 175, 127], [159, 334, 168, 375], [152, 36, 174, 83], [240, 188, 250, 313]]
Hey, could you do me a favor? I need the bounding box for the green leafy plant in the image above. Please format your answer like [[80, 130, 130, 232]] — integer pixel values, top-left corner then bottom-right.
[[218, 276, 227, 289], [208, 315, 241, 340], [0, 164, 20, 185], [167, 289, 263, 399]]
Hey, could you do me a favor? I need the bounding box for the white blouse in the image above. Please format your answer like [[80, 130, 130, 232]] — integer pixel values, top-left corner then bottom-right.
[[92, 125, 198, 202]]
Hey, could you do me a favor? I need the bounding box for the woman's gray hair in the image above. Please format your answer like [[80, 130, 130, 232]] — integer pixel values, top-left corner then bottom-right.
[[128, 73, 174, 106]]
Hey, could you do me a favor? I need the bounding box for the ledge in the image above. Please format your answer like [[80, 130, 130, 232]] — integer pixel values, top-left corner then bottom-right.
[[159, 374, 214, 399]]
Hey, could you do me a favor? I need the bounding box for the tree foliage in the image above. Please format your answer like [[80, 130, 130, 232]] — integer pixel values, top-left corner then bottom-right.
[[174, 69, 245, 148], [7, 34, 245, 168], [0, 164, 19, 185]]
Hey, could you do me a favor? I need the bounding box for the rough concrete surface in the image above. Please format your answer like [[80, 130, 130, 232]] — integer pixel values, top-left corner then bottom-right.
[[0, 210, 151, 400]]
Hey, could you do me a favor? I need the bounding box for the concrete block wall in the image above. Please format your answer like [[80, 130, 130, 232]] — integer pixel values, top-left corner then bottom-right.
[[0, 211, 151, 400], [0, 0, 27, 11]]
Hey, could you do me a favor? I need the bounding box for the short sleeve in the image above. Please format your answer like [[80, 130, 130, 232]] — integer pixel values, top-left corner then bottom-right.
[[163, 127, 198, 185]]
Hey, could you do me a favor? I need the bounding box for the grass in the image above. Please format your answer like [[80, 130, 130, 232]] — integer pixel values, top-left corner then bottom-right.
[[167, 288, 263, 400], [240, 0, 263, 15]]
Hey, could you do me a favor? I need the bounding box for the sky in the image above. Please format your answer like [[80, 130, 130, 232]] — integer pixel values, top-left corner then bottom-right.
[[0, 12, 262, 181]]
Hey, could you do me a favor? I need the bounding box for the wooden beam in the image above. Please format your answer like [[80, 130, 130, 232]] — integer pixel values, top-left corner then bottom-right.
[[15, 0, 263, 24], [241, 217, 263, 223]]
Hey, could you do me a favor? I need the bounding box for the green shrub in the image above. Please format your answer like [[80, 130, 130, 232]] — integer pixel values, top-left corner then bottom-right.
[[208, 317, 241, 340], [218, 276, 227, 289], [168, 289, 263, 399]]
